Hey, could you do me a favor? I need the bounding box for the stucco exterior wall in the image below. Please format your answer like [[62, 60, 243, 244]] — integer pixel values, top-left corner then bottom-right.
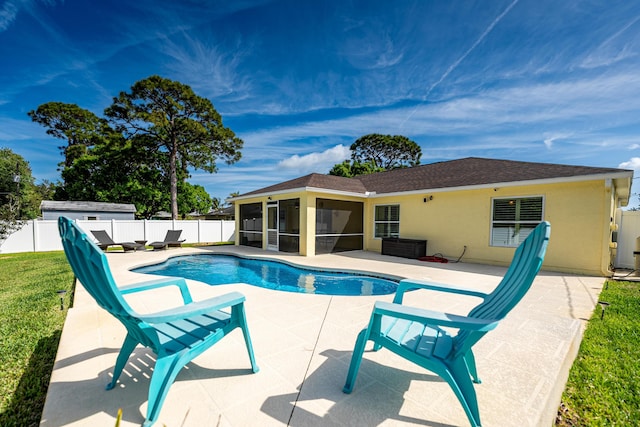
[[235, 178, 621, 275], [364, 180, 613, 275]]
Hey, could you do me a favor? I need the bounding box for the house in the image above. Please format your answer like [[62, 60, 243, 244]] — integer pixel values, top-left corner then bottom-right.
[[192, 206, 235, 220], [230, 157, 633, 276], [40, 200, 136, 221]]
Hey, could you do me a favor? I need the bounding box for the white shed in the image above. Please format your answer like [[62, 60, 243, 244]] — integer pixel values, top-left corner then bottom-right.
[[40, 201, 136, 221]]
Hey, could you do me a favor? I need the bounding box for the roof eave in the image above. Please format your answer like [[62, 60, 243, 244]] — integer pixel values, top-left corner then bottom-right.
[[229, 186, 368, 203]]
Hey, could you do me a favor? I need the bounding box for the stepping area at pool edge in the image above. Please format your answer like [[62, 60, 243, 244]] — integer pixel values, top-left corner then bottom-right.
[[41, 245, 605, 427]]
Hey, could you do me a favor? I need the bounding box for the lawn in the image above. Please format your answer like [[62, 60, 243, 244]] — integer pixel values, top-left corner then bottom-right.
[[556, 279, 640, 426], [1, 251, 638, 426], [0, 252, 74, 427]]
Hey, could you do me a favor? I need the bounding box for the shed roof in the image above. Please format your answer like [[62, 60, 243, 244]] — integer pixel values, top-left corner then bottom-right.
[[40, 200, 137, 213], [236, 157, 632, 199]]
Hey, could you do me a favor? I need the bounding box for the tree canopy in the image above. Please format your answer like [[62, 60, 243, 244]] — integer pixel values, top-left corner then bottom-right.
[[329, 134, 422, 177], [104, 75, 243, 219], [27, 76, 239, 219], [28, 102, 109, 168], [0, 148, 41, 240], [351, 134, 421, 169]]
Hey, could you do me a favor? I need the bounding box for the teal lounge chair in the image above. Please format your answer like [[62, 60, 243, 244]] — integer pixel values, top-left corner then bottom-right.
[[59, 217, 259, 427], [343, 221, 550, 427]]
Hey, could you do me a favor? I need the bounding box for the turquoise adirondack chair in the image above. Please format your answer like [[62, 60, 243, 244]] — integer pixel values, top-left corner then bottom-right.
[[58, 217, 259, 427], [343, 221, 550, 427]]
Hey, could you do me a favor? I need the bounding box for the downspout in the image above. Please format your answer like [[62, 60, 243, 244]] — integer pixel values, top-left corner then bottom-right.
[[601, 179, 615, 276]]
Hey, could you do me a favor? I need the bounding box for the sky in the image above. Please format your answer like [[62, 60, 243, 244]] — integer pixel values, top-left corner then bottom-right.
[[1, 0, 640, 205]]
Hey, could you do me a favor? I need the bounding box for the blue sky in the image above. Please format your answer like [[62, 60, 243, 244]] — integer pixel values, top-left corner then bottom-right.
[[1, 0, 639, 204]]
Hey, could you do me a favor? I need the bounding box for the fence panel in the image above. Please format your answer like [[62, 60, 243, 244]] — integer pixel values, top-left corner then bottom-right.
[[615, 211, 640, 269], [0, 219, 236, 254], [35, 221, 63, 252], [110, 220, 146, 242]]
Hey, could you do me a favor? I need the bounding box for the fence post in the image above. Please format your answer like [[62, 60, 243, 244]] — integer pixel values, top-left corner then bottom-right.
[[32, 220, 38, 252]]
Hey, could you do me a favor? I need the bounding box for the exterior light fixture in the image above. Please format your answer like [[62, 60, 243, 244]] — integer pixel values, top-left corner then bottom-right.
[[57, 290, 67, 310]]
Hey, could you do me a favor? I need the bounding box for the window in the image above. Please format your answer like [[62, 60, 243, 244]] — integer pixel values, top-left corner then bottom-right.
[[239, 203, 263, 248], [491, 197, 543, 247], [315, 199, 363, 253], [374, 205, 400, 238]]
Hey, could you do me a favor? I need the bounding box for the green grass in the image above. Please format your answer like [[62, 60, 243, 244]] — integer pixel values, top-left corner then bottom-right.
[[0, 252, 74, 427], [557, 280, 640, 426]]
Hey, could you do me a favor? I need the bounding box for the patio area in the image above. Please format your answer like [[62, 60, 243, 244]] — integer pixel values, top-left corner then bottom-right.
[[40, 246, 605, 427]]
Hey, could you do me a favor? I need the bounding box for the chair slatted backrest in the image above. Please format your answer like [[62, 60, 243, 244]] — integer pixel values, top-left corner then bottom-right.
[[165, 230, 182, 242], [453, 221, 550, 357], [59, 217, 156, 349]]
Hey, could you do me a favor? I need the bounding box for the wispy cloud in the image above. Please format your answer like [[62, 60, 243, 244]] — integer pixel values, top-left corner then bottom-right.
[[399, 0, 519, 128], [581, 14, 640, 69], [425, 0, 519, 98], [160, 32, 254, 101], [0, 0, 20, 32]]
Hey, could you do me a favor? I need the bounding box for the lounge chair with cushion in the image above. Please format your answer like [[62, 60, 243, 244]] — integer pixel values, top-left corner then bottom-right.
[[59, 216, 259, 427], [91, 230, 145, 252], [343, 221, 551, 427], [149, 230, 185, 250]]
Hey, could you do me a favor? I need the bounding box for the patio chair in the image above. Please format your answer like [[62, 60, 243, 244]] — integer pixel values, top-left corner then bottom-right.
[[343, 221, 551, 427], [59, 217, 259, 427], [149, 229, 185, 250], [90, 229, 145, 252]]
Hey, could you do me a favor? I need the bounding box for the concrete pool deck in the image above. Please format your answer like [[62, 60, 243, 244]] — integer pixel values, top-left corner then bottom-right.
[[41, 245, 605, 427]]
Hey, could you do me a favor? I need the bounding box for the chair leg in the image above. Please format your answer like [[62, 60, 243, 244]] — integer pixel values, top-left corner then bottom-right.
[[106, 334, 138, 390], [343, 328, 369, 393], [236, 304, 259, 373], [464, 350, 481, 384], [144, 354, 184, 427], [441, 357, 482, 427]]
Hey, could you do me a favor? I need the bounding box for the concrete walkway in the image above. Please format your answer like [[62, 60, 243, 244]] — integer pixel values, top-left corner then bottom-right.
[[40, 246, 605, 427]]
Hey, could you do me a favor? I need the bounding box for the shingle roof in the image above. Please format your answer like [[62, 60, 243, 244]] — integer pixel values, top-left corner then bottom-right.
[[40, 200, 137, 213], [357, 157, 629, 194], [238, 157, 632, 198], [240, 173, 368, 197]]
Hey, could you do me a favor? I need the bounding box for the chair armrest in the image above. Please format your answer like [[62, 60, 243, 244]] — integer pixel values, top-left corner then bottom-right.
[[373, 301, 499, 332], [138, 291, 246, 323], [119, 277, 193, 304], [394, 278, 488, 304]]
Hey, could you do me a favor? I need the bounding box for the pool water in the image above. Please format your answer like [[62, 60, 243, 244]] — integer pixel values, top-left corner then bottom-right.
[[133, 254, 398, 296]]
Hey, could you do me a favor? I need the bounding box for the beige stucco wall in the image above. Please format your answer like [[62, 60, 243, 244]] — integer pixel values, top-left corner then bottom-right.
[[364, 180, 615, 275], [235, 178, 622, 276]]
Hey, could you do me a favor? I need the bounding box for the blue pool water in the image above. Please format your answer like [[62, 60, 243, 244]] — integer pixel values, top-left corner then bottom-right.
[[133, 254, 398, 296]]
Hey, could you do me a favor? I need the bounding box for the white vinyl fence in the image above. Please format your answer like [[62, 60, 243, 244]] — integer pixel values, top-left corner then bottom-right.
[[0, 219, 236, 254], [615, 210, 640, 269]]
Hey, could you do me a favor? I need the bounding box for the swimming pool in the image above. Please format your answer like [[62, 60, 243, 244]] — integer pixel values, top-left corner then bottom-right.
[[133, 254, 398, 296]]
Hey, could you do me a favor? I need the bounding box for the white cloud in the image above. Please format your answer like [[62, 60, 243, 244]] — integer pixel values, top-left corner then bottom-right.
[[619, 157, 640, 171], [277, 144, 351, 174]]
